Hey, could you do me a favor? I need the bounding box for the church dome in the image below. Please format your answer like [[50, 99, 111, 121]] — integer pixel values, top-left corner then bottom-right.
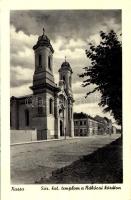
[[33, 28, 54, 53], [60, 60, 73, 73], [61, 61, 70, 68]]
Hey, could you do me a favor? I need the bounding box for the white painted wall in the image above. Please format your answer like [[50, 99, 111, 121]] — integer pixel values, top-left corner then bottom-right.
[[11, 129, 37, 144]]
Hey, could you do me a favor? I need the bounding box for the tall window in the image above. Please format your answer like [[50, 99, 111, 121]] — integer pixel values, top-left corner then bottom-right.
[[84, 121, 86, 125], [38, 97, 43, 115], [68, 108, 70, 120], [48, 56, 51, 71], [69, 76, 71, 87], [75, 121, 78, 125], [70, 108, 72, 119], [25, 109, 29, 126], [38, 54, 42, 66], [10, 111, 12, 127], [49, 98, 53, 114]]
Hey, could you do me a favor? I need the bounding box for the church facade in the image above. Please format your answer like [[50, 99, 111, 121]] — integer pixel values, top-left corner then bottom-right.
[[10, 28, 74, 140]]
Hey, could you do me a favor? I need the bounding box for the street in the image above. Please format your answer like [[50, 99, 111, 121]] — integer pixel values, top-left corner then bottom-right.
[[11, 134, 121, 184]]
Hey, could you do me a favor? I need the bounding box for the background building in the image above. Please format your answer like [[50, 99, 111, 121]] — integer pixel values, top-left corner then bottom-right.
[[74, 113, 88, 136], [74, 112, 113, 137]]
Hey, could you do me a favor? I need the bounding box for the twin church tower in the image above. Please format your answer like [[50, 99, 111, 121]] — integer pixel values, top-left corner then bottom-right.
[[10, 28, 74, 140]]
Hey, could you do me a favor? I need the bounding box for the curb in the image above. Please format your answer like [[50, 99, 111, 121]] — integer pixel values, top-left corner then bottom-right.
[[10, 137, 75, 146], [10, 134, 119, 146]]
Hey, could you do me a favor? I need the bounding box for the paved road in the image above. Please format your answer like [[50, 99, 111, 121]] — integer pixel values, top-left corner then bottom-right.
[[11, 134, 121, 184]]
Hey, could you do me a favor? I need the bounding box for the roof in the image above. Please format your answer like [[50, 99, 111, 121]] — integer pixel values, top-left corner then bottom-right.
[[73, 112, 112, 124], [58, 61, 73, 73], [33, 29, 54, 53], [10, 94, 33, 100], [73, 112, 87, 119]]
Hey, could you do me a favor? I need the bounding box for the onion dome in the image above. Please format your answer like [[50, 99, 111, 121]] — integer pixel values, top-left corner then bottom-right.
[[59, 58, 73, 73], [61, 61, 70, 68], [33, 27, 54, 53]]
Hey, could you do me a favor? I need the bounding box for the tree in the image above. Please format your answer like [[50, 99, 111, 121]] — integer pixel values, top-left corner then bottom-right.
[[79, 30, 122, 125]]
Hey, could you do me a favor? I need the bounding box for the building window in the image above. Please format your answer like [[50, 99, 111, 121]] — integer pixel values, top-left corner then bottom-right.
[[63, 76, 65, 81], [48, 56, 51, 71], [84, 121, 86, 125], [10, 111, 12, 127], [38, 97, 43, 114], [49, 98, 53, 114], [38, 54, 42, 66], [71, 108, 72, 119], [68, 107, 70, 120], [69, 76, 71, 87], [84, 129, 87, 136], [80, 121, 82, 125], [38, 107, 43, 115], [89, 121, 92, 126], [25, 109, 29, 126], [80, 129, 83, 135], [75, 121, 78, 125]]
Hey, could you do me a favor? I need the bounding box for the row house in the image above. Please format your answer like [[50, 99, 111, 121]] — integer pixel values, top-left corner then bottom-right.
[[74, 117, 88, 136], [73, 112, 113, 137]]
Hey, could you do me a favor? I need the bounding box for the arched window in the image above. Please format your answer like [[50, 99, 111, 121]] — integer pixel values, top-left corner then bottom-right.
[[49, 98, 53, 114], [38, 54, 42, 66], [25, 109, 29, 126], [69, 76, 71, 87], [48, 56, 51, 71], [60, 120, 63, 136]]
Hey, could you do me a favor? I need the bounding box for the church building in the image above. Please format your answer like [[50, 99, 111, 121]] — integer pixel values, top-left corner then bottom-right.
[[10, 28, 74, 140]]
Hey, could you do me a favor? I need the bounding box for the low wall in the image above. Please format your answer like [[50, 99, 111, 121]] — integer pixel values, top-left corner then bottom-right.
[[11, 129, 37, 144]]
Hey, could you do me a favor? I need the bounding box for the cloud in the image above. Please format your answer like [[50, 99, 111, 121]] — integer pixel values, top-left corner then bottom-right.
[[74, 102, 115, 122], [10, 10, 121, 40], [10, 10, 121, 122], [10, 26, 88, 92], [10, 25, 36, 69], [10, 25, 35, 89], [11, 66, 33, 87], [72, 81, 101, 104], [11, 83, 32, 97], [54, 73, 59, 84], [87, 33, 101, 46], [59, 38, 87, 51], [10, 25, 37, 53]]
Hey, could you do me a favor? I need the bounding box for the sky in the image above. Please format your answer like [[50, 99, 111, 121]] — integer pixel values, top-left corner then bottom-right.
[[10, 10, 121, 124]]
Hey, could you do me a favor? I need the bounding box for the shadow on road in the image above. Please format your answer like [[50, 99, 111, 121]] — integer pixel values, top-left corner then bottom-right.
[[35, 138, 122, 184]]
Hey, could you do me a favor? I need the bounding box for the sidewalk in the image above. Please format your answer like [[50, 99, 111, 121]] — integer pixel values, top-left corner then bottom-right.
[[11, 134, 119, 146]]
